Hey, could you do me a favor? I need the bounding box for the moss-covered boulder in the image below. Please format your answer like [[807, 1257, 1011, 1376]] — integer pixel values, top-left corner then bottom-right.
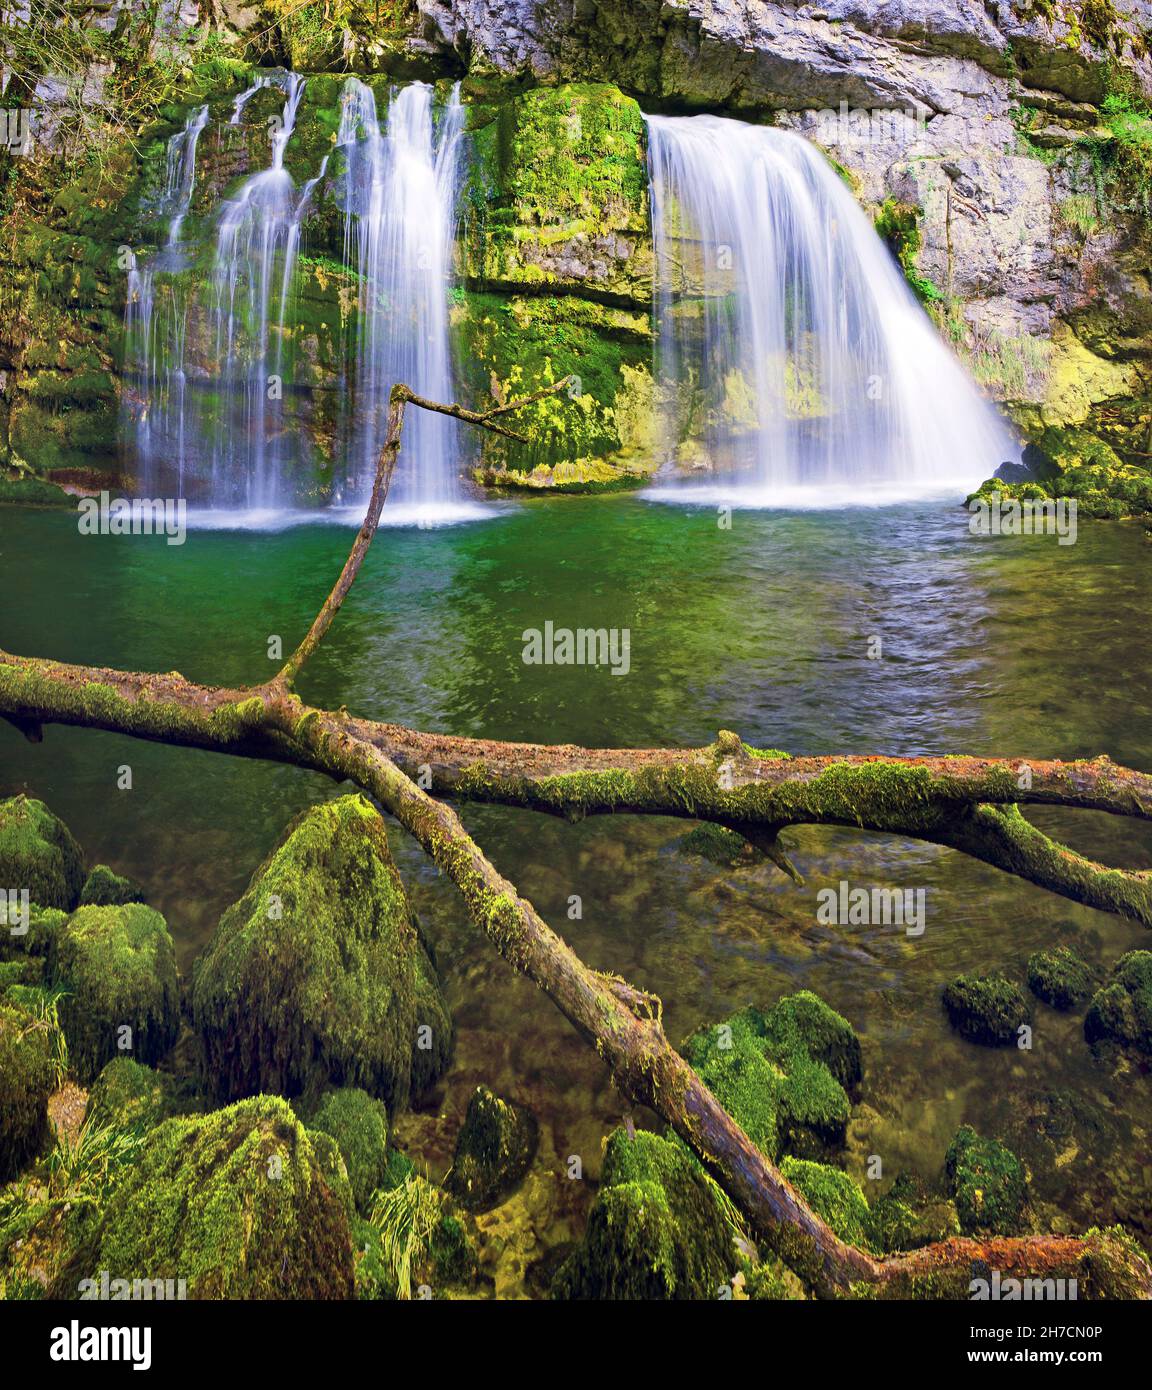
[[305, 1088, 389, 1217], [945, 1126, 1028, 1236], [84, 1059, 180, 1135], [682, 992, 860, 1160], [1027, 946, 1095, 1011], [0, 796, 85, 912], [942, 972, 1032, 1046], [1084, 951, 1152, 1057], [91, 1096, 354, 1298], [51, 904, 180, 1084], [553, 1129, 735, 1300], [445, 1085, 539, 1212], [780, 1157, 874, 1251], [192, 796, 451, 1111], [867, 1172, 961, 1253], [78, 864, 145, 908], [0, 1000, 61, 1181], [0, 904, 68, 962]]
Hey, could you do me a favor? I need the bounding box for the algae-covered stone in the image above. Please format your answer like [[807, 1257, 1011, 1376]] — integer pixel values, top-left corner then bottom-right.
[[0, 796, 85, 911], [0, 1001, 61, 1181], [682, 992, 860, 1160], [51, 904, 180, 1084], [192, 795, 451, 1110], [553, 1129, 735, 1300], [755, 991, 863, 1095], [84, 1059, 180, 1134], [1027, 946, 1095, 1010], [306, 1088, 389, 1216], [78, 864, 145, 908], [942, 972, 1032, 1046], [0, 904, 68, 961], [780, 1157, 874, 1251], [868, 1172, 961, 1253], [1084, 950, 1152, 1057], [92, 1096, 354, 1299], [945, 1125, 1028, 1236], [446, 1085, 539, 1212]]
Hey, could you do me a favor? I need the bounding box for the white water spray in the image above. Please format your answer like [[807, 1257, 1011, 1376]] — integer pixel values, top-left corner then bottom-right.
[[644, 112, 1016, 502]]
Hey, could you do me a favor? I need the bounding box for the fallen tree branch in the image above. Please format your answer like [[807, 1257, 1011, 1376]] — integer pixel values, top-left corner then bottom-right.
[[1, 383, 1149, 1299]]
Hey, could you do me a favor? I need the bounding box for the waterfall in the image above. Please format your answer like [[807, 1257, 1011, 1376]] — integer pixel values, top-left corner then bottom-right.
[[644, 113, 1016, 501], [337, 79, 466, 514], [123, 74, 470, 523]]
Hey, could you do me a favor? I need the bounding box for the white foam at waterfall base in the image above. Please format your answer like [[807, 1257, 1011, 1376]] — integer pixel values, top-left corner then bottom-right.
[[181, 499, 498, 532], [643, 112, 1019, 507]]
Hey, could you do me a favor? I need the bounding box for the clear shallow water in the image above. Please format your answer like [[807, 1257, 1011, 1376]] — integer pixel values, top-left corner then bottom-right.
[[1, 496, 1150, 1258]]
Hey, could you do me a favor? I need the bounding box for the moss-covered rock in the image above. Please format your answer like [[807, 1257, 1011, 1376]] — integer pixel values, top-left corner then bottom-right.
[[0, 796, 85, 912], [78, 864, 145, 908], [445, 1085, 538, 1212], [192, 795, 451, 1111], [780, 1157, 874, 1251], [91, 1096, 354, 1299], [0, 1000, 61, 1181], [305, 1088, 389, 1217], [84, 1058, 180, 1135], [51, 904, 180, 1084], [867, 1172, 961, 1253], [553, 1129, 735, 1300], [945, 1126, 1028, 1236], [0, 904, 67, 962], [1027, 946, 1095, 1010], [1084, 950, 1152, 1057], [942, 972, 1032, 1046], [682, 992, 860, 1160]]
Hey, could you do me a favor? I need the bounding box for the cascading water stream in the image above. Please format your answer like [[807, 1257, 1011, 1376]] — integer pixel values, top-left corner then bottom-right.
[[337, 79, 465, 515], [124, 74, 471, 522], [644, 113, 1017, 502]]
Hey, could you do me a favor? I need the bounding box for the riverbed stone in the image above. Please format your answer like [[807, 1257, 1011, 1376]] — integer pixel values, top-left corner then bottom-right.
[[92, 1096, 355, 1299], [942, 972, 1032, 1046], [192, 795, 451, 1111], [0, 796, 85, 912], [1027, 946, 1095, 1010], [552, 1128, 734, 1300], [445, 1085, 539, 1212], [0, 1000, 60, 1181], [1084, 950, 1152, 1057], [305, 1087, 390, 1216], [945, 1125, 1028, 1235], [50, 904, 179, 1084]]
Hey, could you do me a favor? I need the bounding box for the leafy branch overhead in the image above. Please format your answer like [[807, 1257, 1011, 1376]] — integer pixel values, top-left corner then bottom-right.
[[1, 380, 1149, 1298]]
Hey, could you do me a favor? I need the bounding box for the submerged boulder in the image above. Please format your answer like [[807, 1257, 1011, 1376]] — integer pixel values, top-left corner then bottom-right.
[[945, 1125, 1028, 1236], [51, 904, 180, 1084], [0, 1000, 61, 1181], [445, 1085, 539, 1212], [92, 1096, 354, 1299], [0, 795, 85, 911], [305, 1087, 389, 1216], [942, 972, 1032, 1046], [192, 795, 451, 1111], [682, 991, 860, 1160], [553, 1129, 735, 1300], [1084, 951, 1152, 1058], [1027, 946, 1095, 1010], [78, 864, 145, 908]]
